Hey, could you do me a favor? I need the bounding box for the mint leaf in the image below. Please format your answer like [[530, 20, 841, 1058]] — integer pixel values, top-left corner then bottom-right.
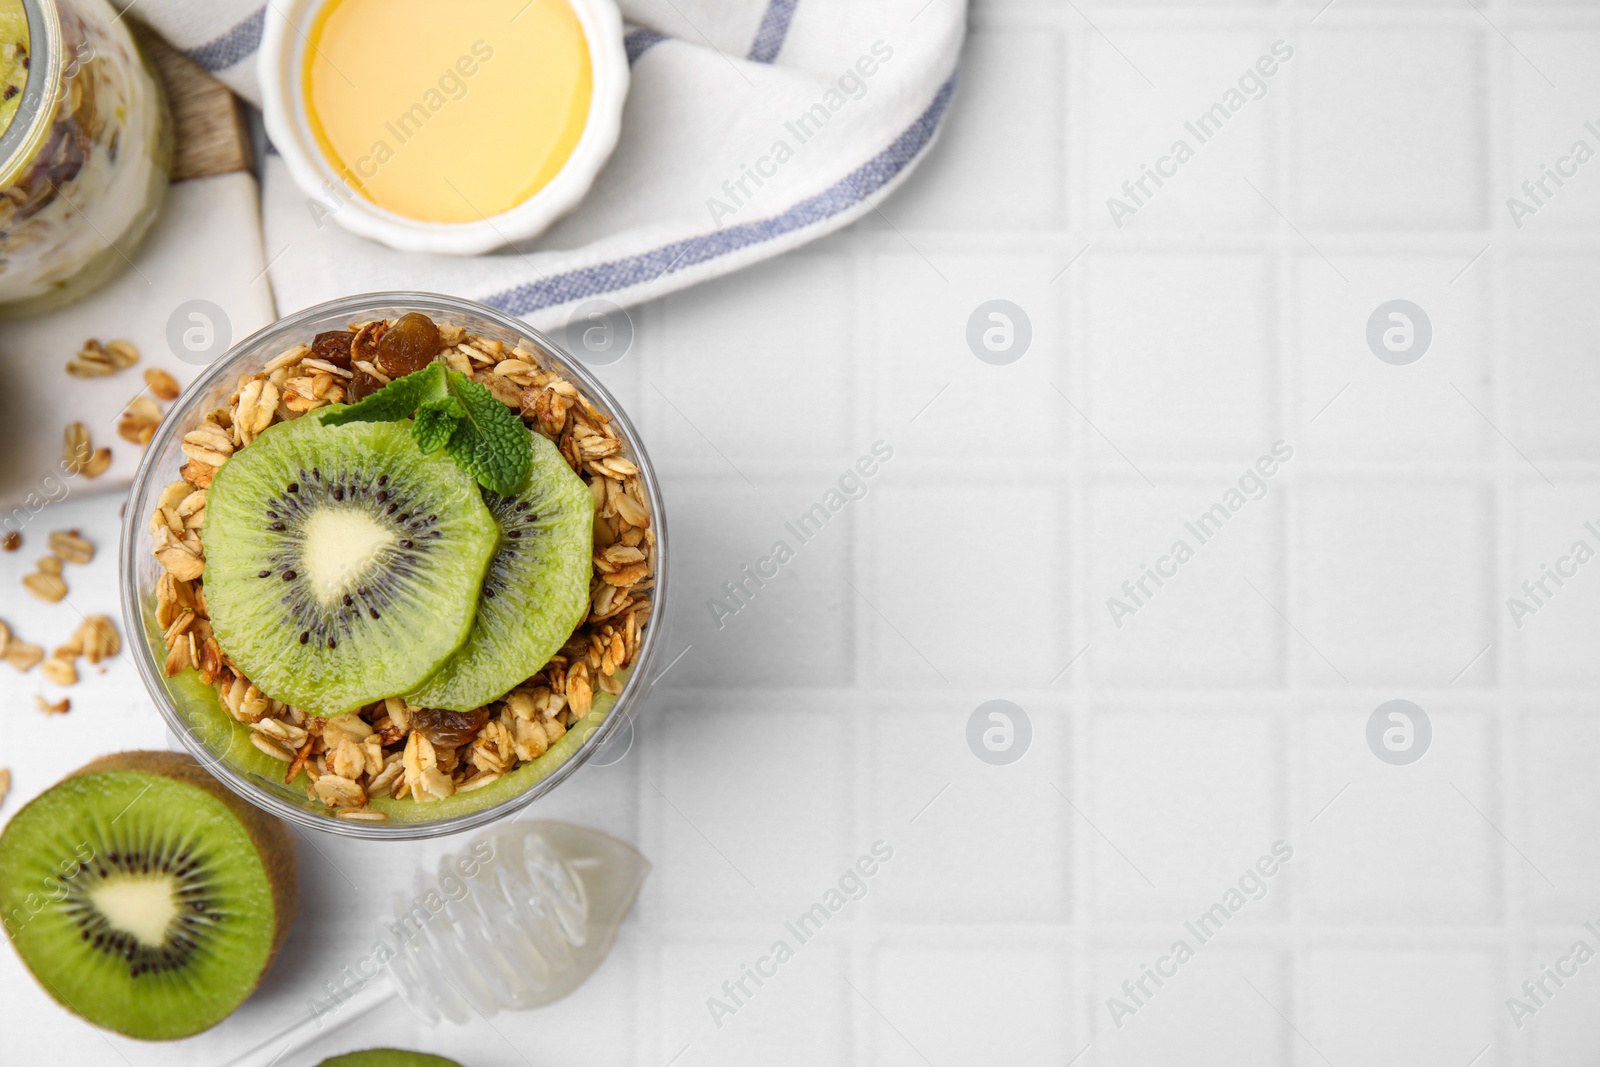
[[314, 360, 532, 495], [443, 370, 532, 496], [414, 396, 465, 454], [320, 362, 447, 427]]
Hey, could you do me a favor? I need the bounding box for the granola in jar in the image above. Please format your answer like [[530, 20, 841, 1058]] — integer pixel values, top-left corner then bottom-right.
[[0, 0, 170, 315]]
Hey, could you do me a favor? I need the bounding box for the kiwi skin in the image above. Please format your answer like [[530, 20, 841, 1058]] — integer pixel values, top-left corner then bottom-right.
[[317, 1051, 462, 1067], [65, 751, 299, 963]]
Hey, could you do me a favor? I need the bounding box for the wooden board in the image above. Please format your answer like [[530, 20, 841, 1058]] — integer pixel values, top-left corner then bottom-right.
[[131, 21, 254, 182]]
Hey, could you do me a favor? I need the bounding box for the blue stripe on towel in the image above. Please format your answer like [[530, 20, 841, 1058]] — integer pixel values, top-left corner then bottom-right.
[[746, 0, 798, 64], [181, 2, 788, 74], [185, 6, 266, 72], [625, 28, 667, 65], [482, 73, 958, 318], [190, 8, 662, 73]]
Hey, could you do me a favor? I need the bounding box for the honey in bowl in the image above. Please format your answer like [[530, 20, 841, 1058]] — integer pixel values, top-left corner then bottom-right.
[[302, 0, 592, 224]]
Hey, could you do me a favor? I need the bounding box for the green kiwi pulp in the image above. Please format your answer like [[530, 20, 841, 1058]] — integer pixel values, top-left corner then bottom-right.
[[203, 415, 499, 715], [317, 1050, 462, 1067], [163, 657, 624, 825], [0, 752, 296, 1040], [163, 666, 310, 787], [371, 685, 622, 824], [406, 431, 594, 711]]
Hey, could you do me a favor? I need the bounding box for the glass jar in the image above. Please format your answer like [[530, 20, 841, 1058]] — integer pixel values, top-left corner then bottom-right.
[[120, 292, 671, 839], [0, 0, 170, 316]]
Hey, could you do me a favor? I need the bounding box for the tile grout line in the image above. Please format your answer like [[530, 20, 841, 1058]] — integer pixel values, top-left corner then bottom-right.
[[1061, 16, 1096, 1056], [1274, 2, 1316, 1051], [1482, 17, 1527, 1065], [848, 235, 871, 1067]]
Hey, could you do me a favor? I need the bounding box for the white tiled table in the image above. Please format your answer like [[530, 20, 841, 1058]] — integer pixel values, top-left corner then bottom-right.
[[7, 1, 1600, 1063]]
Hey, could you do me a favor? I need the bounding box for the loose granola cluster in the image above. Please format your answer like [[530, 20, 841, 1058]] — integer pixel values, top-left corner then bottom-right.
[[3, 528, 122, 713], [57, 338, 179, 483], [149, 318, 655, 822]]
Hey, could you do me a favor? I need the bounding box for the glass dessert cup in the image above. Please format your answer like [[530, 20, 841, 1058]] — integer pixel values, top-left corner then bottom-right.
[[120, 292, 669, 839], [0, 0, 171, 316]]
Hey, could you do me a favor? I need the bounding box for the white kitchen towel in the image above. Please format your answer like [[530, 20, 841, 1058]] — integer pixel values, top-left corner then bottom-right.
[[130, 0, 967, 331]]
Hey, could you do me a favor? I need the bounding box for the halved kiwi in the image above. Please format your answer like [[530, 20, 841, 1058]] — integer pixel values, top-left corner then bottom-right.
[[317, 1051, 462, 1067], [0, 752, 296, 1040], [203, 415, 499, 715], [405, 431, 593, 711]]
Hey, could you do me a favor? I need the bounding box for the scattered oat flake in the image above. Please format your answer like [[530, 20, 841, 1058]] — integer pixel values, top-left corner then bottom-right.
[[65, 340, 121, 378], [145, 368, 181, 401], [4, 643, 43, 672], [22, 571, 67, 603], [63, 422, 91, 474], [105, 340, 140, 368], [78, 615, 120, 664], [34, 695, 69, 714], [118, 396, 163, 448], [48, 529, 94, 565], [40, 657, 77, 686], [82, 447, 113, 478], [0, 769, 9, 809]]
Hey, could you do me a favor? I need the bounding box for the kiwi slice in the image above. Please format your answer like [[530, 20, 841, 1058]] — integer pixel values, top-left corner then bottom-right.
[[161, 659, 623, 822], [203, 415, 499, 715], [164, 667, 310, 787], [0, 752, 296, 1040], [317, 1051, 462, 1067], [405, 431, 593, 711]]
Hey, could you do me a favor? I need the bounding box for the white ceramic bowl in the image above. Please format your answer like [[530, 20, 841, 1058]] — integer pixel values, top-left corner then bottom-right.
[[259, 0, 628, 255]]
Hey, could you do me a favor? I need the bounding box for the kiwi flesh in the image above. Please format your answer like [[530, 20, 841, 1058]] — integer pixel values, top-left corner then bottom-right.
[[405, 430, 593, 711], [163, 666, 310, 787], [371, 678, 622, 824], [203, 415, 499, 715], [163, 659, 622, 822], [0, 751, 296, 1040], [317, 1051, 462, 1067]]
